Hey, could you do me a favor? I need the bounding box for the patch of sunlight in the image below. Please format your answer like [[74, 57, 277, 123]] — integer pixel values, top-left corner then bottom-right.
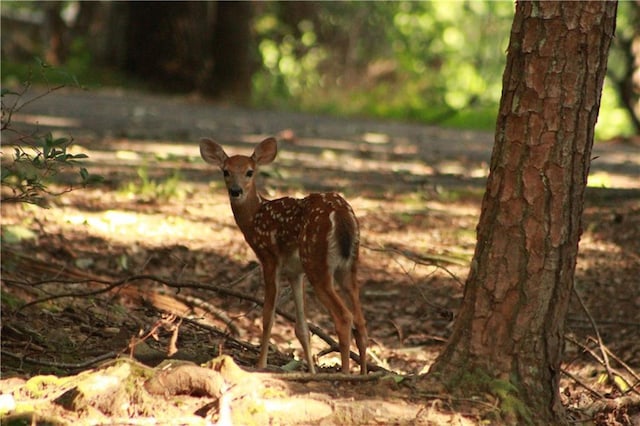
[[362, 132, 390, 144], [595, 82, 635, 140], [63, 210, 195, 242], [115, 150, 141, 161], [1, 225, 37, 244], [12, 113, 81, 128], [587, 172, 611, 188]]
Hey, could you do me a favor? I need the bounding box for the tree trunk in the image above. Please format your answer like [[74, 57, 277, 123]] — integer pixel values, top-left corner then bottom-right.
[[427, 2, 617, 424], [202, 1, 254, 102], [124, 1, 212, 92], [42, 1, 67, 65]]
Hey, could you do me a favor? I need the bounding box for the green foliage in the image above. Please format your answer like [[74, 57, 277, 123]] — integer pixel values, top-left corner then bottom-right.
[[120, 165, 187, 203], [2, 2, 634, 137], [252, 2, 513, 131], [252, 16, 327, 106], [251, 1, 634, 137], [443, 367, 533, 425], [1, 66, 103, 207], [596, 0, 639, 139]]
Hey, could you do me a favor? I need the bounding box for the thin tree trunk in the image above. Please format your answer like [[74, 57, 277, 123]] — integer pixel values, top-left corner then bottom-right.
[[427, 2, 617, 424]]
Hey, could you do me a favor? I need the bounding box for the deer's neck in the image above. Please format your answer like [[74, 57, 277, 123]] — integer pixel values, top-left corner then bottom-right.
[[230, 187, 264, 236]]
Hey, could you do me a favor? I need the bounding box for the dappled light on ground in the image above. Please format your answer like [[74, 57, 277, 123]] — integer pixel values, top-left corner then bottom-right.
[[2, 89, 639, 424]]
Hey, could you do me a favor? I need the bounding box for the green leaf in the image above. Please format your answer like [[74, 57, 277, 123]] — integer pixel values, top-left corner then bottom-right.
[[80, 167, 89, 181], [281, 359, 303, 372], [54, 153, 70, 161], [35, 57, 50, 69], [52, 137, 69, 147], [1, 168, 12, 181], [43, 132, 54, 145], [85, 175, 104, 185]]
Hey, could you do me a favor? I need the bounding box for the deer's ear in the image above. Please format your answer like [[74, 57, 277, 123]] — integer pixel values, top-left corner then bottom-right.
[[252, 137, 277, 166], [200, 138, 228, 168]]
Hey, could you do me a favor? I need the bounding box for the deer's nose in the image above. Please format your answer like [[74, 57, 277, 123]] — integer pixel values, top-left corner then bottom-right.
[[229, 187, 243, 198]]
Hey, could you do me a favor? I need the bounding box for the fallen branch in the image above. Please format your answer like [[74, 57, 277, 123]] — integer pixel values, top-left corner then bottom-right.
[[588, 337, 640, 391], [1, 349, 120, 370], [266, 370, 387, 382], [5, 271, 382, 372], [561, 367, 606, 400], [565, 335, 638, 396], [572, 286, 624, 393], [156, 287, 241, 336], [582, 394, 640, 419], [364, 243, 466, 286]]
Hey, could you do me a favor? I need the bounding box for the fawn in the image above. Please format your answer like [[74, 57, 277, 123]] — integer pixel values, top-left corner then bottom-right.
[[199, 137, 368, 374]]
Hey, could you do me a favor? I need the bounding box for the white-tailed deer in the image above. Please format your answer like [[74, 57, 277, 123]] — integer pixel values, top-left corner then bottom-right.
[[200, 137, 368, 374]]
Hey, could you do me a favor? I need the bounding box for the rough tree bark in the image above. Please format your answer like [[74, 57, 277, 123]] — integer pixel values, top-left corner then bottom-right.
[[427, 2, 617, 424]]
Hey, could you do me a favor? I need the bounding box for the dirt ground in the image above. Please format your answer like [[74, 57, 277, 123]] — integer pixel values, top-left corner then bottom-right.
[[1, 88, 639, 424]]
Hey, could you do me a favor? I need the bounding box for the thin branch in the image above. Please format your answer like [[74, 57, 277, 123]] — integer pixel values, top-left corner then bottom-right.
[[14, 276, 137, 310], [6, 272, 378, 372], [561, 368, 606, 400], [1, 349, 120, 370], [266, 370, 387, 382], [181, 317, 257, 354], [156, 288, 241, 336], [565, 335, 639, 396], [364, 243, 466, 286], [572, 286, 617, 389], [587, 336, 640, 395], [389, 250, 453, 318]]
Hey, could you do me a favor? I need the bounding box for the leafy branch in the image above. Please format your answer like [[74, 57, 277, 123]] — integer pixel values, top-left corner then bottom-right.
[[1, 63, 103, 207]]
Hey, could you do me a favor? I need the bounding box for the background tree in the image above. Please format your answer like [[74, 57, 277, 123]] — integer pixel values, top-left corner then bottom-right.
[[1, 1, 635, 137], [606, 0, 640, 133], [41, 1, 67, 65], [426, 1, 617, 424], [205, 1, 254, 101], [124, 1, 212, 93]]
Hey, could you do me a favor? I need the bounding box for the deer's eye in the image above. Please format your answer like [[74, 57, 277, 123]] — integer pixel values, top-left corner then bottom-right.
[[223, 170, 230, 177], [246, 170, 254, 178]]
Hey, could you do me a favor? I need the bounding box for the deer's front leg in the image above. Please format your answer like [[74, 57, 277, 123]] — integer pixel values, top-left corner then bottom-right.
[[258, 259, 279, 369]]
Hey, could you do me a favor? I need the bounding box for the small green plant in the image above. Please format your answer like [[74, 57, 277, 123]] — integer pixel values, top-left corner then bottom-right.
[[121, 164, 187, 202], [1, 64, 102, 207]]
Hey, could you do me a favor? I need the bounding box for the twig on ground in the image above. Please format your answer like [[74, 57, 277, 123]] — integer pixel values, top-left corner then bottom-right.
[[6, 270, 379, 372], [156, 288, 241, 336], [561, 368, 606, 400], [1, 349, 120, 370], [388, 251, 454, 319], [13, 276, 136, 310], [181, 317, 257, 354], [129, 314, 180, 357], [364, 243, 466, 286], [565, 335, 638, 396], [589, 337, 640, 384], [566, 317, 640, 328], [572, 286, 622, 392], [265, 370, 387, 382]]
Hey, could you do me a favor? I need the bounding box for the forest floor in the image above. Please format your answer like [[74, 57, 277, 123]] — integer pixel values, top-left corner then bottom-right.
[[1, 87, 639, 425]]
